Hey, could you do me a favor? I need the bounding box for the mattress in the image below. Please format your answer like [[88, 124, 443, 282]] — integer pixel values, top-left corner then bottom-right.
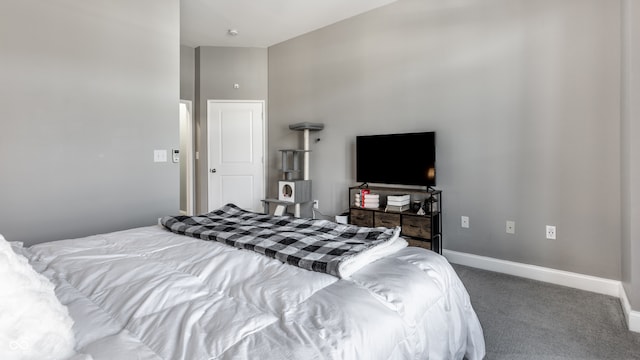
[[22, 225, 485, 360]]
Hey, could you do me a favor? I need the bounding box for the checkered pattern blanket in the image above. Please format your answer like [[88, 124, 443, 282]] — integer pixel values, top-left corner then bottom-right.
[[160, 204, 400, 278]]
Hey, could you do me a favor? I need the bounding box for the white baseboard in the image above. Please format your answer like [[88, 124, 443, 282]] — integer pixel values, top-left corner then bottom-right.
[[443, 249, 639, 333], [443, 249, 620, 296], [619, 283, 640, 332]]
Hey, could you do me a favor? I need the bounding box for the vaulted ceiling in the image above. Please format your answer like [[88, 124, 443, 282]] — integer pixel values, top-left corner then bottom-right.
[[180, 0, 397, 48]]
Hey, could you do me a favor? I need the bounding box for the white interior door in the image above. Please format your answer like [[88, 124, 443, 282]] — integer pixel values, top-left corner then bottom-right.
[[207, 101, 265, 212]]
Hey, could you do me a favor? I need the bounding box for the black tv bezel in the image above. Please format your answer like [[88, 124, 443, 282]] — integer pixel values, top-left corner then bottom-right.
[[356, 131, 436, 187]]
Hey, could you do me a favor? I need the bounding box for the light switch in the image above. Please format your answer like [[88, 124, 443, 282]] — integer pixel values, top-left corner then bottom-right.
[[154, 150, 167, 162]]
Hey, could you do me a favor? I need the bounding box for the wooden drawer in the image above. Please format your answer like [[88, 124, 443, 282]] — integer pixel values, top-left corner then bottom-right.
[[374, 212, 400, 228], [407, 238, 432, 250], [350, 209, 373, 227], [401, 215, 431, 239]]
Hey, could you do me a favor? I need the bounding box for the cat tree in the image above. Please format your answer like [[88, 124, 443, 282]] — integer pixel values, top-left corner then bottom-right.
[[261, 122, 324, 217]]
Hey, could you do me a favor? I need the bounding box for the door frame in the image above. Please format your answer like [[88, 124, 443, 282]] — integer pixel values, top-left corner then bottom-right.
[[206, 100, 267, 212], [180, 100, 195, 215]]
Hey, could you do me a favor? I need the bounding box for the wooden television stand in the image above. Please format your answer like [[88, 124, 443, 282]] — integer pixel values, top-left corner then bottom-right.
[[348, 185, 442, 254]]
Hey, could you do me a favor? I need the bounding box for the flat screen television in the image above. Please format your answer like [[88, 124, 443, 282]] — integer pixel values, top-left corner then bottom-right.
[[356, 131, 436, 187]]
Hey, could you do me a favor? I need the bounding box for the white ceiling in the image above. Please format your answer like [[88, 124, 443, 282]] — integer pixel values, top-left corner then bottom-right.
[[180, 0, 398, 48]]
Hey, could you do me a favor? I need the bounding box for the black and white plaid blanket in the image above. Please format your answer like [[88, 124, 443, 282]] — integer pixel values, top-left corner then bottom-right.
[[160, 204, 400, 278]]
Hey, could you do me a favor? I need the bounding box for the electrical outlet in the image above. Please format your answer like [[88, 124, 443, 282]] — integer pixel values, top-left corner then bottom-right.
[[506, 221, 515, 234], [313, 200, 319, 209], [461, 216, 469, 228], [546, 225, 556, 240]]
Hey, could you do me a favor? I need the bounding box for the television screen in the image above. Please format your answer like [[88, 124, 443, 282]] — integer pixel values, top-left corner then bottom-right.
[[356, 132, 436, 186]]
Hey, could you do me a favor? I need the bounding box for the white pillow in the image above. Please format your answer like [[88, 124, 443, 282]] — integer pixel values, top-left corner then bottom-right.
[[0, 234, 76, 360]]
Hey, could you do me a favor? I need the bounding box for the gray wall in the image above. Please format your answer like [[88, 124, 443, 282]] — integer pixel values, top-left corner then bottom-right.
[[268, 0, 622, 280], [621, 0, 640, 309], [180, 45, 196, 102], [0, 0, 180, 246], [194, 47, 268, 213]]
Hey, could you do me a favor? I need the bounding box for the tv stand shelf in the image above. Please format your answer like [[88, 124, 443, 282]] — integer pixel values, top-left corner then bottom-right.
[[348, 186, 442, 254]]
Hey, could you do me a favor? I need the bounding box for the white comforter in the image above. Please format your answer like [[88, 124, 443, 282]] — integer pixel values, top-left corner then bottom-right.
[[24, 226, 485, 360]]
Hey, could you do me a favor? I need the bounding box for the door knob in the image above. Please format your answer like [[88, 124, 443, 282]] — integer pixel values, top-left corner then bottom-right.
[[210, 169, 217, 173]]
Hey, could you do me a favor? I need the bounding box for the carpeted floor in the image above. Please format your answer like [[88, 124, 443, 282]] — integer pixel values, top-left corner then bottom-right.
[[452, 264, 640, 360]]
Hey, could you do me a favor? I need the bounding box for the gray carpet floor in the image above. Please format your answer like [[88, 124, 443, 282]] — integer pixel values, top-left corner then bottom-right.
[[452, 264, 640, 360]]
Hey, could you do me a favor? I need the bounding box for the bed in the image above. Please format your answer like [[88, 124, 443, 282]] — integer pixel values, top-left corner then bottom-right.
[[2, 205, 485, 360]]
